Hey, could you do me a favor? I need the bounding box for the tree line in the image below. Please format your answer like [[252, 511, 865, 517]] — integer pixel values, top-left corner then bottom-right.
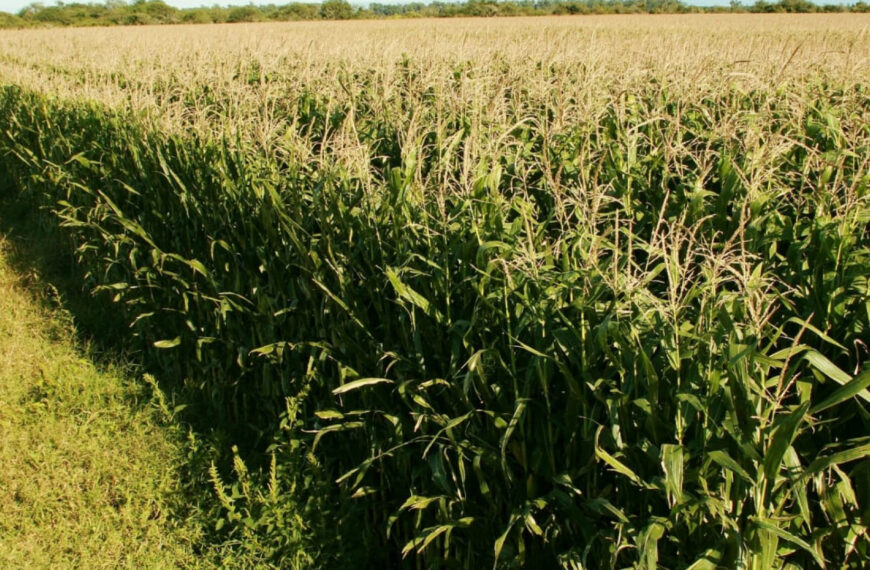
[[1, 0, 867, 29]]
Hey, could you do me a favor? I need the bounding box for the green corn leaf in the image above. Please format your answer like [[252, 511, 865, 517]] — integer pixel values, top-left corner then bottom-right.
[[314, 409, 344, 420], [500, 399, 527, 476], [805, 350, 852, 385], [752, 517, 824, 567], [332, 377, 394, 395], [661, 444, 684, 505], [311, 278, 368, 333], [804, 441, 870, 479], [595, 427, 644, 487], [685, 548, 723, 570], [811, 369, 870, 413], [493, 513, 521, 567], [399, 495, 443, 512], [709, 450, 754, 483], [312, 421, 364, 450], [385, 266, 444, 324], [402, 524, 454, 557], [153, 337, 181, 349], [762, 402, 810, 493], [639, 518, 667, 570], [787, 317, 847, 351]]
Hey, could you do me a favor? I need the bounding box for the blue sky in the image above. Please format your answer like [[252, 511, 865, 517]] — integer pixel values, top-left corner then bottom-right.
[[0, 0, 849, 15]]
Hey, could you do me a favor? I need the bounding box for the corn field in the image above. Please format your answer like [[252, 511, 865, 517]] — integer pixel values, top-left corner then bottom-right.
[[1, 14, 869, 568]]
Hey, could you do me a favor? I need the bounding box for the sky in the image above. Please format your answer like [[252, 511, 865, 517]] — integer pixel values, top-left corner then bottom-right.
[[0, 0, 850, 16]]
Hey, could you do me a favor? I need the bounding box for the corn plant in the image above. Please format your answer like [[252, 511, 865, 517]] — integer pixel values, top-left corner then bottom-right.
[[0, 16, 869, 568]]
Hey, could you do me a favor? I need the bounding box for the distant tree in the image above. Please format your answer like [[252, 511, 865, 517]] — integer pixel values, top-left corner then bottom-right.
[[123, 12, 153, 24], [227, 5, 262, 22], [320, 0, 353, 19], [181, 8, 214, 23], [31, 4, 73, 24], [17, 3, 42, 18], [779, 0, 816, 11], [138, 0, 179, 22], [463, 1, 500, 16], [0, 11, 24, 27], [272, 3, 320, 20], [10, 0, 850, 28]]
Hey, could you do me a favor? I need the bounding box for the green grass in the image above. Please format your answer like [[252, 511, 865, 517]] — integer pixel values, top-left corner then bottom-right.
[[0, 232, 207, 567], [0, 188, 327, 568], [0, 198, 302, 569]]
